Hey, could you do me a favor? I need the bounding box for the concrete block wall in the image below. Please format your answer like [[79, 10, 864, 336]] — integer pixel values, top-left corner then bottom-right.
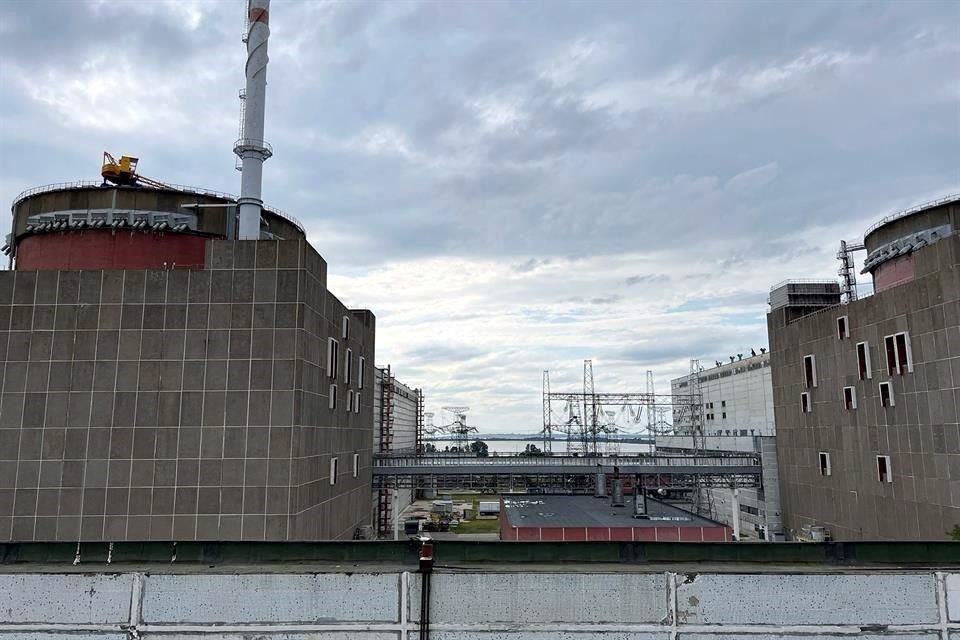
[[1, 568, 959, 638], [0, 239, 375, 542]]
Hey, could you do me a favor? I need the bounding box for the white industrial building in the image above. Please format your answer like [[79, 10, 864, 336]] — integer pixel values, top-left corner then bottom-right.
[[661, 352, 783, 540], [373, 366, 422, 537], [671, 353, 774, 437]]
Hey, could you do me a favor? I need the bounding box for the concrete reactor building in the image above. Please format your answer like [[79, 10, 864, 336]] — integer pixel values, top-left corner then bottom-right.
[[0, 0, 377, 542], [768, 194, 960, 541]]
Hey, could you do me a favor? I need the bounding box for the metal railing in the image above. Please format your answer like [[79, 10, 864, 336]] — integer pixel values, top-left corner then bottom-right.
[[768, 278, 839, 292], [11, 181, 303, 233], [233, 137, 274, 158], [863, 193, 960, 237]]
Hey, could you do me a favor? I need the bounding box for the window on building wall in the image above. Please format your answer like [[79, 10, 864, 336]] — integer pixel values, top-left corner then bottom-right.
[[803, 355, 817, 388], [836, 316, 849, 340], [358, 357, 365, 389], [722, 412, 727, 419], [884, 332, 913, 375], [353, 453, 359, 478], [354, 392, 361, 414], [345, 349, 353, 384], [342, 315, 350, 339], [800, 392, 811, 413], [327, 338, 340, 379], [877, 455, 892, 483], [818, 452, 831, 476], [843, 386, 857, 410], [330, 457, 339, 485], [721, 400, 726, 408], [879, 381, 894, 408], [856, 342, 872, 380], [329, 384, 337, 410], [347, 389, 354, 412]]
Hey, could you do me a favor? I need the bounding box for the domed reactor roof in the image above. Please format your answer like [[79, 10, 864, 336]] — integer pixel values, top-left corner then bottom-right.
[[7, 182, 305, 271]]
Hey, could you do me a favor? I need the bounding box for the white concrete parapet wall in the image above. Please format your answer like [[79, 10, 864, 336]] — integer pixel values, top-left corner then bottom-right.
[[1, 569, 959, 638]]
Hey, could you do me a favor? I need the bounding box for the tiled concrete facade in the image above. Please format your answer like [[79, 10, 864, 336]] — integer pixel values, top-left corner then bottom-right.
[[0, 239, 375, 541], [768, 232, 960, 540]]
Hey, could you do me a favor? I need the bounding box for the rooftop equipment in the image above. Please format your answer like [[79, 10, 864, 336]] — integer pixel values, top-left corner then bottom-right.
[[100, 152, 170, 189]]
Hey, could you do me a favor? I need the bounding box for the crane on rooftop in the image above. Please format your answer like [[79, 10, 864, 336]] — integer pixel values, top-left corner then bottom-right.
[[100, 152, 170, 189]]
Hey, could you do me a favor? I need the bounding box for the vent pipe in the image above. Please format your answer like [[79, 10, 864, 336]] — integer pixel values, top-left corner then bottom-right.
[[633, 474, 648, 518], [610, 466, 625, 507], [594, 464, 607, 498], [610, 481, 624, 507], [234, 0, 273, 240]]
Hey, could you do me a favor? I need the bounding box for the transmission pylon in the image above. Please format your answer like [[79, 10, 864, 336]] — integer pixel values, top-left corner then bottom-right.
[[688, 359, 714, 519], [441, 406, 475, 453], [583, 360, 598, 456], [542, 370, 552, 455], [564, 398, 583, 455], [645, 370, 655, 435]]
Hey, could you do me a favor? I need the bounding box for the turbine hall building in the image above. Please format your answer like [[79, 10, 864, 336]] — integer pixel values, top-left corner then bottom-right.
[[373, 365, 422, 537], [768, 194, 960, 541], [0, 182, 375, 542], [662, 352, 784, 540]]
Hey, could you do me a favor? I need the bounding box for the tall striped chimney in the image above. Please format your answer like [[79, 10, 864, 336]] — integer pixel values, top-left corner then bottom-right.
[[234, 0, 273, 240]]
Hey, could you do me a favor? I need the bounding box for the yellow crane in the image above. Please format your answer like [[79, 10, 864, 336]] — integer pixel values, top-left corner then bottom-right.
[[101, 152, 170, 188]]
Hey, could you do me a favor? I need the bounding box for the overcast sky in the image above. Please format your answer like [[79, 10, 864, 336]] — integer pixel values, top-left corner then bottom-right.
[[1, 0, 958, 433]]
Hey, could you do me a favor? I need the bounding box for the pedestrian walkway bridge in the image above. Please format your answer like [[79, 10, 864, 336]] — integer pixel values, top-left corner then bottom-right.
[[372, 453, 762, 490]]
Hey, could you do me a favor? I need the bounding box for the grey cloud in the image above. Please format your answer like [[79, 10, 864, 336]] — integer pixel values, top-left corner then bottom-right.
[[563, 295, 622, 305], [402, 343, 487, 364], [3, 0, 959, 431], [512, 258, 551, 273], [625, 274, 669, 286], [6, 0, 956, 269]]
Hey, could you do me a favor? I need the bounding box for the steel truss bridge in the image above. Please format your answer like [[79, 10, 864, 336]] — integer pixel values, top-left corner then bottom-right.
[[372, 453, 761, 492]]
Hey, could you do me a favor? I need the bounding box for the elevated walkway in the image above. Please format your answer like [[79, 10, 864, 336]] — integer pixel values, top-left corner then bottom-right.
[[372, 453, 762, 489]]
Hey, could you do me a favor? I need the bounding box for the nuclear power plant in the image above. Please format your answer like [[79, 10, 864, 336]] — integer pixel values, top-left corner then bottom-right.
[[0, 0, 378, 541]]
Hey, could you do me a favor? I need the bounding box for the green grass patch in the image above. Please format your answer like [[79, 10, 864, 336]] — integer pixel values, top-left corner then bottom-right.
[[454, 518, 501, 534]]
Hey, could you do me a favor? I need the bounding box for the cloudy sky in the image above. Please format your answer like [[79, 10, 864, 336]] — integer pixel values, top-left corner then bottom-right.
[[1, 0, 958, 433]]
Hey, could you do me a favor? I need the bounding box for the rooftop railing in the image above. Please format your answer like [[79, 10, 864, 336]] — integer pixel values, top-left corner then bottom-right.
[[11, 181, 304, 233], [863, 193, 960, 237]]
